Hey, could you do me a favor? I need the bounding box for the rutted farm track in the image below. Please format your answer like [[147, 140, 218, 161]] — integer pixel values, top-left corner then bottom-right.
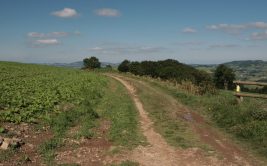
[[107, 74, 259, 166]]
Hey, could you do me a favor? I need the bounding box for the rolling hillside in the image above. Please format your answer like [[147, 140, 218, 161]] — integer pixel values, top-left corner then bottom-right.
[[224, 60, 267, 82], [194, 60, 267, 82]]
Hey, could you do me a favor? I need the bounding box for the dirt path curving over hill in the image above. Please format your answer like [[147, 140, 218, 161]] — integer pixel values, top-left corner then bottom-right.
[[107, 74, 258, 166]]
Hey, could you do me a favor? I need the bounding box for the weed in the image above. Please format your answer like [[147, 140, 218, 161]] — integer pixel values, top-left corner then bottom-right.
[[58, 163, 80, 166], [39, 138, 63, 165], [110, 160, 139, 166], [119, 160, 139, 166], [0, 148, 17, 161]]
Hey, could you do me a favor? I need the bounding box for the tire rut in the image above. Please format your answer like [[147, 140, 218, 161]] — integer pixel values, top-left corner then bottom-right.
[[107, 74, 254, 166]]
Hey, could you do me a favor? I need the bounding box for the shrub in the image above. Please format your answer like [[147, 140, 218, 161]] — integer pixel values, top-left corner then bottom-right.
[[118, 60, 130, 72]]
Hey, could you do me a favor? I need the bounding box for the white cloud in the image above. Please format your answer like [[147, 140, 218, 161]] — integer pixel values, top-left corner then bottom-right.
[[176, 41, 204, 46], [89, 47, 104, 51], [27, 31, 81, 48], [27, 31, 81, 38], [249, 22, 267, 29], [89, 45, 165, 54], [95, 8, 121, 17], [207, 22, 267, 34], [35, 39, 60, 45], [51, 8, 79, 18], [49, 32, 68, 37], [182, 27, 197, 33], [28, 32, 45, 38], [208, 44, 240, 49], [207, 24, 246, 34], [249, 31, 267, 40]]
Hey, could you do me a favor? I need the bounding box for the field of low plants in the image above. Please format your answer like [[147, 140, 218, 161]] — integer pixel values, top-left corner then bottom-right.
[[0, 61, 105, 123], [0, 62, 108, 164]]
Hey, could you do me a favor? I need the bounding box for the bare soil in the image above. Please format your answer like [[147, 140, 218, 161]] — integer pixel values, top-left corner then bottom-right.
[[0, 122, 52, 166], [55, 120, 112, 166]]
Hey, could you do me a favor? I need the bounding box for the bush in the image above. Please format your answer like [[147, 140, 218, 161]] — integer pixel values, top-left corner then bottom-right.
[[118, 60, 130, 72], [120, 59, 215, 94]]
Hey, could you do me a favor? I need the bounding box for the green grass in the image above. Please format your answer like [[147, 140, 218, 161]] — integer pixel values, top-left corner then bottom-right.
[[97, 77, 146, 149], [110, 160, 139, 166], [119, 76, 203, 149], [0, 148, 17, 161], [0, 126, 5, 133], [135, 74, 267, 159], [58, 164, 80, 166], [39, 99, 100, 165], [39, 137, 63, 165]]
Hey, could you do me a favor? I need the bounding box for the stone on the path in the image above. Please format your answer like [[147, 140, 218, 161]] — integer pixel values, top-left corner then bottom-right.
[[0, 137, 24, 150], [0, 139, 10, 150]]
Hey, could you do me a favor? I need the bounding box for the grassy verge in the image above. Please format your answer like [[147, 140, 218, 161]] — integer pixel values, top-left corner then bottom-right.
[[130, 74, 267, 159], [97, 77, 146, 150], [119, 76, 204, 149]]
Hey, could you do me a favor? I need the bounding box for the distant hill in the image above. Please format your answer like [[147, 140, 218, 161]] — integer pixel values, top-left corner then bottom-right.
[[224, 60, 267, 67], [49, 61, 119, 68], [50, 61, 83, 68], [193, 60, 267, 82], [224, 60, 267, 82]]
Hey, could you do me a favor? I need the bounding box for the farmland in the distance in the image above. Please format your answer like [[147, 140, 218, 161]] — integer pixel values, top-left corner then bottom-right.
[[194, 60, 267, 82]]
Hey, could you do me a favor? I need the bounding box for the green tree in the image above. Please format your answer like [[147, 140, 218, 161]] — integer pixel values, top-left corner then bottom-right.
[[83, 57, 101, 69], [118, 60, 130, 72], [214, 64, 236, 90], [129, 61, 141, 75]]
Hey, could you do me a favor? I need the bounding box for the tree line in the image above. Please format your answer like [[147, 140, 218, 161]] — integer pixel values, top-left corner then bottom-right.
[[83, 57, 237, 92], [118, 59, 236, 90]]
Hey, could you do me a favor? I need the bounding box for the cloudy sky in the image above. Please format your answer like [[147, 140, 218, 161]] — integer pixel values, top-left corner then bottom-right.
[[0, 0, 267, 64]]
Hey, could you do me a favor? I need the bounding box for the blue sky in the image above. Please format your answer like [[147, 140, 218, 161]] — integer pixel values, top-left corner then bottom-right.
[[0, 0, 267, 64]]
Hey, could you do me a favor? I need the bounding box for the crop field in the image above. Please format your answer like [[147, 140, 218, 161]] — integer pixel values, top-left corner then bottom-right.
[[0, 62, 144, 165], [0, 61, 106, 123]]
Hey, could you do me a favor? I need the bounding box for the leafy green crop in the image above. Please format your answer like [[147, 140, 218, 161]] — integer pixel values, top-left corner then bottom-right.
[[0, 61, 106, 123]]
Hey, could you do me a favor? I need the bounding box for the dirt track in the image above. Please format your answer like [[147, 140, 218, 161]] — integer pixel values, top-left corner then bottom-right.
[[108, 74, 257, 166]]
